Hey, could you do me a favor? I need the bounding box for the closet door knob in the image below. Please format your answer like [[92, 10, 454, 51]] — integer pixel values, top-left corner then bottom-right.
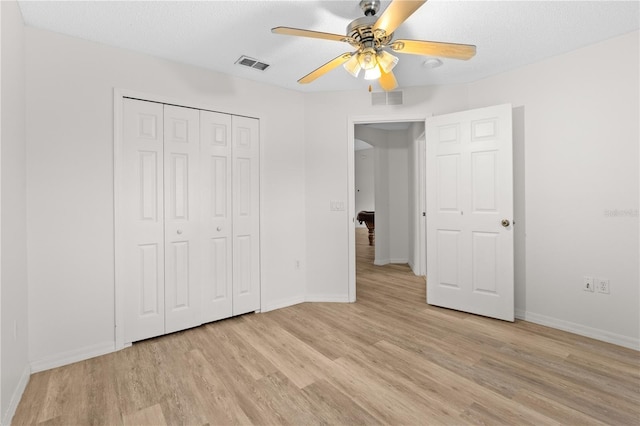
[[177, 229, 183, 235], [216, 226, 222, 231]]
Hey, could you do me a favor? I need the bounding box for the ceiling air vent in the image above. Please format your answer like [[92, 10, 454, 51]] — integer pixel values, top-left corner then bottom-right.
[[235, 55, 270, 71], [371, 90, 403, 106]]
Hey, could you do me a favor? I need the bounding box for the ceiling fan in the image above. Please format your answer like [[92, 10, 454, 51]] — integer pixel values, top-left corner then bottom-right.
[[272, 0, 476, 91]]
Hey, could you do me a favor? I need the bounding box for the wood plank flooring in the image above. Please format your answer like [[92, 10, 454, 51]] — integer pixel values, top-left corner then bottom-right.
[[13, 228, 640, 425]]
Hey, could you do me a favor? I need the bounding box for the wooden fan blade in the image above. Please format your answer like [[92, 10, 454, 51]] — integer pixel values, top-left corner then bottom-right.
[[298, 53, 354, 84], [272, 27, 357, 45], [373, 0, 427, 36], [391, 39, 476, 60], [379, 68, 398, 91]]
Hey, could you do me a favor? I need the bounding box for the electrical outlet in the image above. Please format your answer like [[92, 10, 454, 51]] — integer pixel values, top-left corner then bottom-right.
[[583, 276, 594, 292], [596, 278, 610, 294]]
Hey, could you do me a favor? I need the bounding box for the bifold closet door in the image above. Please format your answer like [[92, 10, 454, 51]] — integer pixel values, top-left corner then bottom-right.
[[122, 99, 166, 343], [232, 116, 260, 315], [200, 110, 233, 322], [163, 105, 201, 334], [122, 99, 202, 342]]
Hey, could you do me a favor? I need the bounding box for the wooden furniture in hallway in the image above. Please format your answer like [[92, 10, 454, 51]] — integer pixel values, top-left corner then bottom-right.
[[356, 210, 375, 246]]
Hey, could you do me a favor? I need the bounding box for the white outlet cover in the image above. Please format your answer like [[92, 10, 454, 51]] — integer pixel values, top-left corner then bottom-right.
[[597, 279, 610, 294]]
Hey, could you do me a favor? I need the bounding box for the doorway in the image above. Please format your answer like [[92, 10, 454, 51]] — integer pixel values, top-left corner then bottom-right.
[[348, 115, 428, 302]]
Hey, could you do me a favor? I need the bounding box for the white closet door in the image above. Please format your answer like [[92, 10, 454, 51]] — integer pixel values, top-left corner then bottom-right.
[[200, 110, 233, 322], [122, 99, 165, 343], [232, 116, 260, 315], [163, 105, 202, 333]]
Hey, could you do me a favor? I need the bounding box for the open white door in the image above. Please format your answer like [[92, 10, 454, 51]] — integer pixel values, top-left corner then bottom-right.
[[426, 104, 514, 321]]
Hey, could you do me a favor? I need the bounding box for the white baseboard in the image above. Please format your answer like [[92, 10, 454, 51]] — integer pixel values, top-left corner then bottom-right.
[[515, 309, 639, 351], [30, 341, 116, 373], [2, 364, 30, 426], [305, 294, 350, 303], [374, 258, 389, 266], [261, 295, 306, 313], [389, 258, 408, 264]]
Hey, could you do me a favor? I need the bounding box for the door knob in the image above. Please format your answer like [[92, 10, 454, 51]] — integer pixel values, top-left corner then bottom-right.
[[216, 226, 222, 231], [177, 229, 183, 235], [501, 219, 510, 228]]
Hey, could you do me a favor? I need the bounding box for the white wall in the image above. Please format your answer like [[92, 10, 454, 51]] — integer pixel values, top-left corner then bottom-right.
[[305, 31, 638, 348], [354, 147, 374, 229], [387, 131, 409, 264], [1, 1, 30, 423], [25, 27, 308, 370], [408, 122, 425, 275], [467, 31, 639, 348]]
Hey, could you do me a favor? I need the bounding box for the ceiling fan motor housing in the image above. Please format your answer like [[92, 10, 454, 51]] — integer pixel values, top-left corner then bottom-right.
[[347, 16, 393, 49]]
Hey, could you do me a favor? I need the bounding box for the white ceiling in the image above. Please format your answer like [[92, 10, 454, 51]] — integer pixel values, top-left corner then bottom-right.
[[17, 0, 640, 93]]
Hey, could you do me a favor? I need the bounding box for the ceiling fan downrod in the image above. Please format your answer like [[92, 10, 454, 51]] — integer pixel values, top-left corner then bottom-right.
[[359, 0, 381, 16]]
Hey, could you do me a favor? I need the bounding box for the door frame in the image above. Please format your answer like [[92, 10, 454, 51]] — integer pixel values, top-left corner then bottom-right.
[[113, 88, 264, 350], [347, 113, 430, 303]]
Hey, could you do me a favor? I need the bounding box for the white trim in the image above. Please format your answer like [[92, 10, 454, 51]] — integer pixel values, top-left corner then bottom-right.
[[389, 258, 409, 264], [113, 88, 125, 350], [113, 88, 264, 350], [30, 341, 116, 373], [2, 365, 30, 426], [260, 295, 305, 313], [374, 259, 389, 266], [515, 309, 640, 351], [305, 294, 350, 303], [347, 113, 430, 304]]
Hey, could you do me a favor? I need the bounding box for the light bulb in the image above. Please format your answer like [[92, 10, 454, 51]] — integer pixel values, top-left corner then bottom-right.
[[364, 65, 381, 81], [357, 48, 378, 70], [343, 54, 361, 78], [377, 50, 399, 73]]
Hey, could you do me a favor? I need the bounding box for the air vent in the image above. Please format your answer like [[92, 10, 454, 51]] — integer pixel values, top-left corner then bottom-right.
[[371, 90, 403, 106], [235, 55, 270, 71]]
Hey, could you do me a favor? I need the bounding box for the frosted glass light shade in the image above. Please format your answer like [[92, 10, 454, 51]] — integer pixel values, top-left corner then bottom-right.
[[377, 50, 399, 73], [343, 54, 361, 78]]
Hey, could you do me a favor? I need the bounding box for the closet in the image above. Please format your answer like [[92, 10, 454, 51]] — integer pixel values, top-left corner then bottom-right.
[[119, 98, 260, 344]]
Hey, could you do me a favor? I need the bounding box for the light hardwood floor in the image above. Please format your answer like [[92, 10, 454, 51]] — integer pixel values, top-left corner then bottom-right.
[[14, 228, 640, 425]]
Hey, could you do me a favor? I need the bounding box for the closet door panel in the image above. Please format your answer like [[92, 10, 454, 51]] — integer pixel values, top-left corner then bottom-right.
[[232, 116, 261, 315], [122, 99, 165, 343], [200, 111, 233, 322], [164, 105, 202, 334]]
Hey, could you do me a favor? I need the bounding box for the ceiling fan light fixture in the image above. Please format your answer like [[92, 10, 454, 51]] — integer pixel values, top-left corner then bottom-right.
[[343, 54, 362, 78], [364, 65, 382, 81], [377, 50, 398, 73]]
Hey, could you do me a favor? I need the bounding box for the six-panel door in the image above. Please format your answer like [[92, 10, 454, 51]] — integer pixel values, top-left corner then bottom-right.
[[163, 105, 202, 334], [232, 116, 261, 316], [122, 99, 166, 343], [426, 104, 514, 322], [200, 111, 234, 322]]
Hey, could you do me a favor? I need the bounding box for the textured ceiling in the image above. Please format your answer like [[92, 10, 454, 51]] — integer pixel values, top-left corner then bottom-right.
[[17, 0, 640, 93]]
